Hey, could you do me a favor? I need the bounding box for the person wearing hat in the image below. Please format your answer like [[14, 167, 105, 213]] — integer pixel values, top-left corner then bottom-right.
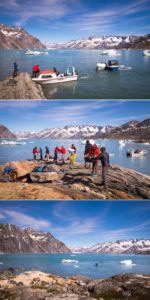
[[99, 147, 110, 190]]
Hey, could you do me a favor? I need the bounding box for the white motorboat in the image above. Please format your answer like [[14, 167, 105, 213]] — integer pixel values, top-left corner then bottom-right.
[[25, 50, 49, 55], [96, 62, 107, 70], [32, 66, 78, 85], [101, 49, 121, 56], [107, 60, 120, 70], [143, 50, 150, 56], [127, 149, 148, 157]]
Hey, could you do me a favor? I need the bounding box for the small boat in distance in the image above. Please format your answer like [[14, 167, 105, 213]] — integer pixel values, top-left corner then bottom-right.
[[96, 60, 120, 71], [143, 50, 150, 56], [118, 140, 126, 146], [32, 66, 78, 85], [25, 50, 49, 55], [127, 149, 148, 157]]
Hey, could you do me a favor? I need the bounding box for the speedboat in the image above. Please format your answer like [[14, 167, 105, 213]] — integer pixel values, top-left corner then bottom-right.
[[96, 62, 107, 70], [25, 50, 49, 55], [32, 66, 78, 85], [126, 149, 148, 157], [143, 50, 150, 56], [107, 60, 120, 70]]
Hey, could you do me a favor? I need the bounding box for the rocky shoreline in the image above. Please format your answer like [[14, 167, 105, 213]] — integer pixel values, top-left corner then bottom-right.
[[0, 73, 45, 100], [0, 160, 150, 200], [0, 269, 150, 300]]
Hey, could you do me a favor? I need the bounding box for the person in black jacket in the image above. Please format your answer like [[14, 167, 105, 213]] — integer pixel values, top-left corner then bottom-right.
[[99, 147, 110, 190], [84, 140, 93, 168]]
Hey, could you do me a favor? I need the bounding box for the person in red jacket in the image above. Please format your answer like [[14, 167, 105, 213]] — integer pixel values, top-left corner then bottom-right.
[[32, 65, 40, 78], [53, 146, 60, 163], [32, 147, 38, 160], [85, 144, 101, 175], [60, 146, 66, 164]]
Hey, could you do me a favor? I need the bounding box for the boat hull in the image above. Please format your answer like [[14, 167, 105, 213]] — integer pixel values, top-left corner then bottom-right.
[[32, 75, 78, 85]]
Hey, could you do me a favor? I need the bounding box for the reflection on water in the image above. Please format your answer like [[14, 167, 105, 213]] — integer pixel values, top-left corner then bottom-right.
[[0, 139, 150, 175], [0, 49, 150, 98]]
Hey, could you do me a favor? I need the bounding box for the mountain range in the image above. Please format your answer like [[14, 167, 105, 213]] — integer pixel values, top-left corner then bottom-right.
[[0, 24, 46, 49], [14, 118, 150, 140], [46, 34, 150, 50], [0, 125, 16, 139], [0, 24, 150, 50], [0, 224, 150, 254], [0, 224, 70, 253], [71, 239, 150, 255]]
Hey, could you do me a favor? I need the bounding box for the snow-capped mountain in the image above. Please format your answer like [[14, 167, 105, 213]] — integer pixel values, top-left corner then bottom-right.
[[46, 34, 150, 49], [14, 119, 150, 140], [71, 239, 150, 255], [0, 224, 71, 253], [0, 24, 46, 49], [0, 125, 16, 139]]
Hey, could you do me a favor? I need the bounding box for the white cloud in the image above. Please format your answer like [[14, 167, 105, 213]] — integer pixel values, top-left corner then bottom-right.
[[2, 209, 51, 230]]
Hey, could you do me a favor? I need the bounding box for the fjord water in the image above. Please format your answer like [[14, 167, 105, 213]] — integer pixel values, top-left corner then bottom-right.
[[0, 253, 150, 279], [0, 49, 150, 98], [0, 139, 150, 175]]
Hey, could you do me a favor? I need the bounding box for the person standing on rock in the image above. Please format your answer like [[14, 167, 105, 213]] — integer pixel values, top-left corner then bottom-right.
[[39, 147, 43, 160], [33, 147, 38, 160], [45, 146, 50, 160], [84, 140, 92, 168], [99, 147, 110, 190], [13, 60, 19, 77], [32, 65, 40, 78], [91, 144, 101, 176], [60, 146, 66, 164], [69, 144, 77, 168], [53, 146, 60, 163]]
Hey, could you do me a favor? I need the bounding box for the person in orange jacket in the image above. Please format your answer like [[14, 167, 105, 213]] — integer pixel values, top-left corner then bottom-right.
[[86, 144, 101, 175], [60, 146, 66, 164]]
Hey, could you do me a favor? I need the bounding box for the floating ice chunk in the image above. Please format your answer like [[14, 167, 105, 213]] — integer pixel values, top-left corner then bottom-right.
[[120, 260, 136, 266], [61, 259, 79, 263]]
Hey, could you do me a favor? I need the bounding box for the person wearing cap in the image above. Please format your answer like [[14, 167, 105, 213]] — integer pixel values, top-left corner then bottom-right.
[[84, 140, 93, 168], [99, 147, 110, 190]]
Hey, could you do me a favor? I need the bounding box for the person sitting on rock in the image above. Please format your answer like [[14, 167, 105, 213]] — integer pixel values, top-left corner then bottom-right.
[[69, 144, 76, 168], [98, 147, 110, 190], [32, 65, 40, 78], [3, 167, 18, 182], [60, 146, 66, 164], [33, 147, 38, 160], [84, 140, 93, 168]]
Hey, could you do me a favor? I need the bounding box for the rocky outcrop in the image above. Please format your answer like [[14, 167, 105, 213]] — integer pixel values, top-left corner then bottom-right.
[[0, 24, 46, 49], [0, 72, 45, 99], [0, 160, 150, 200], [0, 270, 150, 300], [0, 224, 71, 253], [0, 125, 16, 139]]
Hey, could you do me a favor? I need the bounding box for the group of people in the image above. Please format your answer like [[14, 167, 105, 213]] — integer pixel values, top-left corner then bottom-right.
[[32, 145, 76, 165], [84, 140, 110, 190]]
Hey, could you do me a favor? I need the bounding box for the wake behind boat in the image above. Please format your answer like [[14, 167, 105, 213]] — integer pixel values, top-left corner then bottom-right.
[[32, 66, 78, 85]]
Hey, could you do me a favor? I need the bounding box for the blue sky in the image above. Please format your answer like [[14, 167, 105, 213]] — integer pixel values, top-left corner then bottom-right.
[[0, 201, 150, 247], [0, 0, 150, 42], [0, 100, 150, 132]]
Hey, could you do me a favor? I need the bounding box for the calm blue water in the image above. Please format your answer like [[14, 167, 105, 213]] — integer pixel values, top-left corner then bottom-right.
[[0, 138, 150, 175], [0, 49, 150, 98], [0, 253, 150, 279]]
